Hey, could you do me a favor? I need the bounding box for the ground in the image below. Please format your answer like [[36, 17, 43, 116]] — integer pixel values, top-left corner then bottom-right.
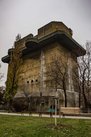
[[0, 115, 91, 137]]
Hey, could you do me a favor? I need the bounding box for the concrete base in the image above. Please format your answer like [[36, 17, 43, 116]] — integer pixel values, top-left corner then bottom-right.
[[60, 107, 80, 114]]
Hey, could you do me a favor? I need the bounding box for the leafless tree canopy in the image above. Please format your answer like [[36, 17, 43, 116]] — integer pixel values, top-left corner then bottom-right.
[[74, 42, 91, 110], [48, 56, 68, 107], [0, 64, 4, 82]]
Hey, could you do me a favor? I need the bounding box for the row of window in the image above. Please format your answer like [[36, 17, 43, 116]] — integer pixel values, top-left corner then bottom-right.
[[27, 79, 38, 84]]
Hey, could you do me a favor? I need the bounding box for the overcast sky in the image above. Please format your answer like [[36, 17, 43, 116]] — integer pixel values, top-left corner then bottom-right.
[[0, 0, 91, 86]]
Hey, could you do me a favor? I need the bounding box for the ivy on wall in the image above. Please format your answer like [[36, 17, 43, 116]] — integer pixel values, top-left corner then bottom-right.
[[5, 48, 23, 103]]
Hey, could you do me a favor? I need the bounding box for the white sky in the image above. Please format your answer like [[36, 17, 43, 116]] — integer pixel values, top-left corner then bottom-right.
[[0, 0, 91, 86]]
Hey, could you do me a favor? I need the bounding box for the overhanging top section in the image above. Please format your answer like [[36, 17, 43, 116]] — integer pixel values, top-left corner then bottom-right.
[[2, 48, 14, 63], [23, 31, 86, 57], [2, 55, 10, 63], [2, 21, 86, 63]]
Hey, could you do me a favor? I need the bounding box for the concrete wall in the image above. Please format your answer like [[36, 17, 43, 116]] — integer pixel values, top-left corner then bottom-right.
[[61, 107, 80, 114], [14, 41, 79, 107], [6, 22, 79, 108]]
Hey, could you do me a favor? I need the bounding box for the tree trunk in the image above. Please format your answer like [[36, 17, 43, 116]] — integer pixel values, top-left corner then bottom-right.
[[78, 83, 81, 108], [82, 79, 88, 109], [63, 80, 67, 107]]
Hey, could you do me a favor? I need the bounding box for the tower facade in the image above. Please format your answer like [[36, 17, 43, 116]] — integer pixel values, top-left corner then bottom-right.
[[2, 21, 86, 112]]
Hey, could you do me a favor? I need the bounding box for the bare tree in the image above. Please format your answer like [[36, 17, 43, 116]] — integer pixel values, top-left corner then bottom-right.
[[73, 42, 91, 111], [15, 34, 21, 41], [0, 63, 4, 81], [85, 42, 91, 109], [0, 86, 5, 105], [0, 64, 5, 106], [78, 56, 88, 109], [48, 56, 68, 107], [47, 56, 68, 126]]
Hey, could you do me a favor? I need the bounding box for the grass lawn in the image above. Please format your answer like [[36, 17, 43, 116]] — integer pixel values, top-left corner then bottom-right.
[[0, 115, 91, 137]]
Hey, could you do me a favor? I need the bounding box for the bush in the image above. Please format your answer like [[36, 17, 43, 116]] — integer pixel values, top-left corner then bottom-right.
[[12, 97, 28, 112]]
